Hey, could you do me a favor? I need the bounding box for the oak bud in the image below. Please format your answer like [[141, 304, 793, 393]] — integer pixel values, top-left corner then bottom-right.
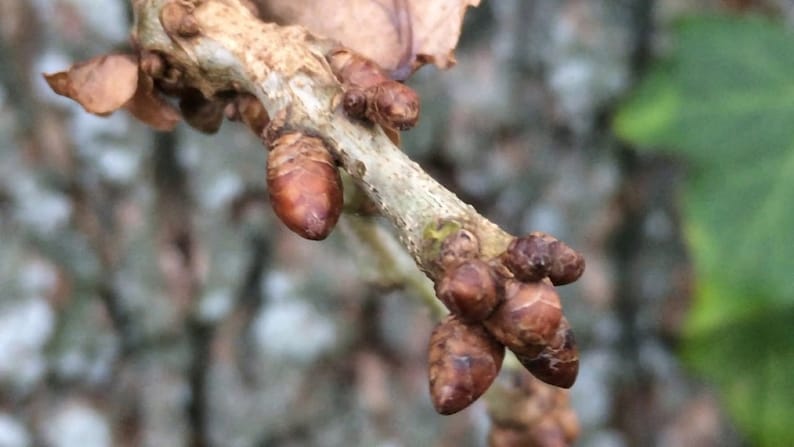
[[179, 89, 224, 134], [428, 316, 505, 415], [435, 259, 498, 322], [516, 317, 579, 388], [547, 236, 585, 286], [367, 81, 420, 131], [342, 88, 368, 119], [266, 132, 343, 240], [484, 280, 562, 358], [235, 94, 270, 136], [503, 234, 553, 282], [327, 48, 386, 89], [438, 229, 480, 269]]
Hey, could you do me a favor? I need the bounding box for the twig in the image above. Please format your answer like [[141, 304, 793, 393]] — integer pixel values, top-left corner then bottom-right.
[[131, 0, 514, 284]]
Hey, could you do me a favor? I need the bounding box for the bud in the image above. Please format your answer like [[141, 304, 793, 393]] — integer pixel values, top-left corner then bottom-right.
[[179, 89, 224, 134], [483, 280, 562, 358], [503, 234, 553, 282], [327, 48, 420, 131], [160, 3, 195, 38], [327, 48, 386, 89], [435, 259, 498, 322], [516, 317, 579, 388], [235, 94, 270, 136], [428, 316, 505, 415], [342, 87, 368, 119], [139, 51, 165, 78], [547, 236, 585, 286], [266, 132, 343, 240], [505, 232, 586, 286], [438, 229, 480, 269], [367, 81, 420, 131]]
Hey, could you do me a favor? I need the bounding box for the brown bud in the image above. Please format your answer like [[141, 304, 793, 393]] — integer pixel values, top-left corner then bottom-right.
[[484, 281, 562, 358], [342, 88, 368, 119], [506, 232, 586, 286], [367, 81, 420, 131], [435, 259, 498, 322], [327, 48, 420, 131], [139, 51, 165, 78], [503, 234, 553, 282], [177, 14, 199, 38], [546, 236, 585, 286], [266, 132, 343, 240], [179, 89, 224, 134], [160, 3, 189, 37], [428, 316, 504, 415], [235, 94, 270, 136], [516, 317, 579, 388], [328, 48, 387, 89], [158, 66, 184, 95], [438, 229, 480, 269]]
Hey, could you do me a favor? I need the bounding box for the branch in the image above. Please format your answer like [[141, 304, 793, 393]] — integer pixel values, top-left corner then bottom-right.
[[131, 0, 513, 282]]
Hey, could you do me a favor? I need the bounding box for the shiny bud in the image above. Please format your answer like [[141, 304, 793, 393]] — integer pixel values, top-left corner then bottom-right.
[[546, 235, 585, 286], [516, 317, 579, 388], [435, 259, 498, 322], [266, 132, 343, 240], [484, 280, 562, 358], [503, 234, 553, 282], [428, 316, 505, 415]]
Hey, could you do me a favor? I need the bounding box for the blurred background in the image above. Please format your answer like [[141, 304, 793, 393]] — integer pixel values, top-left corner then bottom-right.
[[1, 0, 793, 446]]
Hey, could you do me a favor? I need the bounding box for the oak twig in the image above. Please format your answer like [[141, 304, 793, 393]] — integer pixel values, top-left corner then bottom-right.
[[132, 0, 513, 283]]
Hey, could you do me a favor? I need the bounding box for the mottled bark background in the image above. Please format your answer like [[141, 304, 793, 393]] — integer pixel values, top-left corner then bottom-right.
[[1, 1, 792, 446]]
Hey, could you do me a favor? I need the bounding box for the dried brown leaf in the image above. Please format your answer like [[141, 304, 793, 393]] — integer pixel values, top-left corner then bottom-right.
[[43, 54, 139, 115], [124, 73, 181, 131], [257, 0, 480, 77]]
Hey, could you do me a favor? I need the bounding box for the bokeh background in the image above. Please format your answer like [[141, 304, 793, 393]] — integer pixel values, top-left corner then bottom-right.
[[1, 0, 793, 446]]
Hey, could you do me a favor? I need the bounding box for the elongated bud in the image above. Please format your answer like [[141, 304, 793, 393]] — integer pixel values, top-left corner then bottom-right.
[[266, 132, 343, 240], [484, 281, 562, 358], [435, 259, 498, 322], [516, 317, 579, 388], [327, 48, 387, 89], [428, 316, 505, 415]]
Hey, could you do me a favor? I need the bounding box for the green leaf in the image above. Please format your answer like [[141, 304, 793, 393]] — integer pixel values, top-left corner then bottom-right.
[[614, 15, 794, 446]]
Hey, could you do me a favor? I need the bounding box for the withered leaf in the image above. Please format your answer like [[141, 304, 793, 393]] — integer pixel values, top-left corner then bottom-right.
[[256, 0, 480, 77], [43, 54, 139, 115], [124, 73, 181, 132]]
